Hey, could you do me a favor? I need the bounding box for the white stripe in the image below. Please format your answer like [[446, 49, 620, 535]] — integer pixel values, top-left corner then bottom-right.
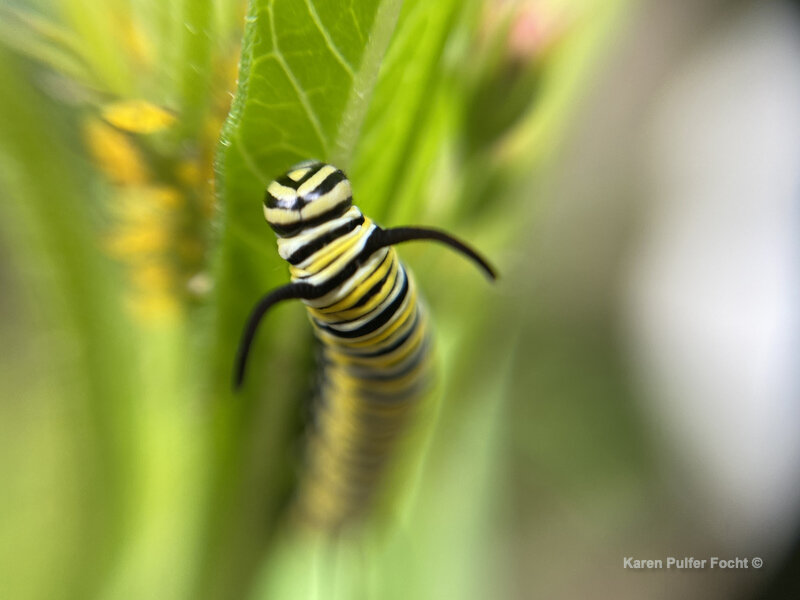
[[297, 164, 337, 196], [267, 181, 298, 202], [319, 269, 407, 332], [287, 166, 312, 181], [292, 226, 365, 271], [298, 179, 352, 219], [301, 248, 389, 309], [276, 206, 362, 258], [296, 224, 376, 285], [314, 280, 416, 344]]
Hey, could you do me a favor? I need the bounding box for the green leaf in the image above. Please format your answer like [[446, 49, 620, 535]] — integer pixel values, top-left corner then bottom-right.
[[211, 0, 403, 395], [199, 1, 403, 596], [349, 0, 470, 221]]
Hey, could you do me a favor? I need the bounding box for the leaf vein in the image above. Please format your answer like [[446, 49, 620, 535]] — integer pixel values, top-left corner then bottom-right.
[[304, 0, 356, 78], [268, 2, 328, 153], [349, 4, 365, 42]]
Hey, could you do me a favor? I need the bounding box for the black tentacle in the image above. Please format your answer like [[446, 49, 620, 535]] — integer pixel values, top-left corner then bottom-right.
[[366, 226, 498, 280], [233, 282, 314, 389]]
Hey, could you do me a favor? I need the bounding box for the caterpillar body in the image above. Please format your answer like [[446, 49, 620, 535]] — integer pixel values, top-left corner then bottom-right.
[[235, 161, 496, 531]]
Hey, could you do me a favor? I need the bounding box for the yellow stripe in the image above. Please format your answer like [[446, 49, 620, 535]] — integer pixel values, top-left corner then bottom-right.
[[311, 267, 405, 329], [319, 261, 399, 323], [319, 301, 423, 359], [289, 217, 373, 280], [293, 223, 365, 273], [322, 323, 427, 370], [325, 358, 430, 396], [310, 251, 397, 316], [316, 286, 418, 348]]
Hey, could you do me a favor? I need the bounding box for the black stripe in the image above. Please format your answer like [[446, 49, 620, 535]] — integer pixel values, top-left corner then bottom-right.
[[315, 273, 409, 339], [295, 162, 325, 186], [269, 198, 353, 237], [322, 372, 427, 404], [293, 239, 382, 297], [310, 398, 410, 436], [286, 215, 365, 265], [281, 162, 325, 190], [343, 311, 421, 358], [322, 339, 429, 382], [264, 163, 326, 208], [276, 174, 301, 189], [307, 382, 416, 428], [265, 189, 303, 210], [314, 270, 405, 333], [322, 261, 399, 326], [304, 169, 347, 201], [315, 250, 393, 311], [308, 404, 414, 450], [348, 257, 396, 311]]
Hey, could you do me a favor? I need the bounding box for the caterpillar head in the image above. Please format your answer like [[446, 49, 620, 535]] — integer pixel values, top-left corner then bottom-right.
[[263, 161, 353, 237]]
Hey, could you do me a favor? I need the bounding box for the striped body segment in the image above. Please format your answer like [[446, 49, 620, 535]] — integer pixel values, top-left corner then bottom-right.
[[235, 160, 496, 533], [266, 162, 432, 529]]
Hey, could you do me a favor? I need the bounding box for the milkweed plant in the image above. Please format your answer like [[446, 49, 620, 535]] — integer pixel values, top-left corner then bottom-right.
[[0, 1, 631, 599]]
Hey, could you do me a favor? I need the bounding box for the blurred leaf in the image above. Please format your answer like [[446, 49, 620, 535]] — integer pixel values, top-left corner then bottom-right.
[[176, 0, 213, 137], [349, 0, 472, 222], [0, 48, 137, 600], [0, 1, 243, 597], [57, 0, 135, 95], [0, 7, 91, 84]]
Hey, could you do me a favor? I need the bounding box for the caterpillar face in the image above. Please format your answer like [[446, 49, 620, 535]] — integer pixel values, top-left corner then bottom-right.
[[263, 161, 353, 237]]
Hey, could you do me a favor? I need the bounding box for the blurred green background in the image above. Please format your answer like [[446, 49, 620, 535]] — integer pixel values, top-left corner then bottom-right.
[[2, 0, 799, 599]]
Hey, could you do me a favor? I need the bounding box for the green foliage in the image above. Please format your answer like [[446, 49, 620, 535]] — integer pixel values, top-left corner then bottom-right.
[[0, 0, 641, 599], [0, 48, 136, 600]]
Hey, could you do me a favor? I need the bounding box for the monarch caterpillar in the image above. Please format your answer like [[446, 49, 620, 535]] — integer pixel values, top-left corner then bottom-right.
[[235, 160, 496, 531]]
